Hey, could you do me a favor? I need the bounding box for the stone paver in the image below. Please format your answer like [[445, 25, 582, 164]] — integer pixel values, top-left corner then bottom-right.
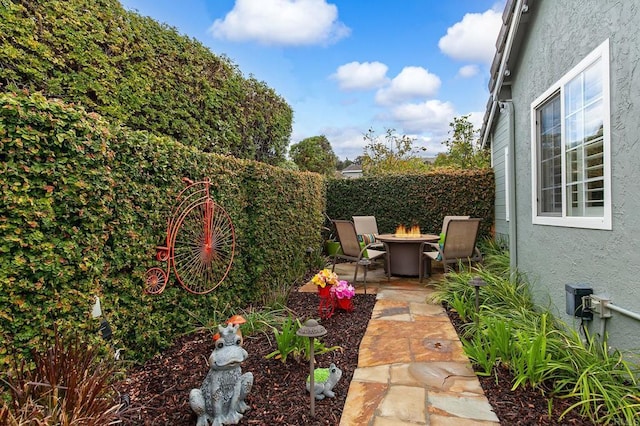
[[320, 262, 500, 425], [358, 333, 413, 367], [387, 362, 484, 396], [373, 417, 425, 426], [409, 302, 451, 320], [340, 381, 388, 425], [429, 415, 500, 426], [352, 365, 390, 383], [377, 385, 426, 423], [378, 288, 430, 303], [428, 392, 499, 422]]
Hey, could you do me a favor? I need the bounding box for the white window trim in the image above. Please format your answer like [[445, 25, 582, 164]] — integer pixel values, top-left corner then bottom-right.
[[530, 39, 611, 230]]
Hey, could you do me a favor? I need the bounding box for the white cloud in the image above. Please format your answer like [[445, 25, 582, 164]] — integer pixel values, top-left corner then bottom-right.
[[466, 111, 485, 131], [292, 101, 460, 160], [411, 134, 447, 155], [331, 61, 389, 90], [457, 64, 480, 78], [375, 66, 441, 106], [209, 0, 350, 46], [389, 100, 456, 135], [319, 126, 369, 160], [438, 9, 502, 63]]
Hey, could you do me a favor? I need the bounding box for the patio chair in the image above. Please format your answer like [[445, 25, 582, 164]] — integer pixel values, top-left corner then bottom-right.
[[352, 215, 384, 249], [440, 215, 470, 234], [331, 220, 387, 294], [419, 218, 482, 282]]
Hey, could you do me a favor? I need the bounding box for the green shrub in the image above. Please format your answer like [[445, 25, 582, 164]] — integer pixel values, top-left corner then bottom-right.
[[0, 91, 116, 364], [265, 316, 341, 364], [0, 0, 292, 163], [0, 91, 324, 370], [435, 247, 640, 425], [549, 330, 640, 424], [326, 170, 494, 239]]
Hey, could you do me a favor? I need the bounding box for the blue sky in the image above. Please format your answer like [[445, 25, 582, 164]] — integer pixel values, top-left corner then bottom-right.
[[119, 0, 505, 160]]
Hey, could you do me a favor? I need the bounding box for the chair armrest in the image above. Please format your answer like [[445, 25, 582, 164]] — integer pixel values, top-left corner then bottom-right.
[[420, 241, 439, 251]]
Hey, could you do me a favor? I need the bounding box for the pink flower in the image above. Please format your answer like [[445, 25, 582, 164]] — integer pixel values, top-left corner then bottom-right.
[[330, 280, 355, 299]]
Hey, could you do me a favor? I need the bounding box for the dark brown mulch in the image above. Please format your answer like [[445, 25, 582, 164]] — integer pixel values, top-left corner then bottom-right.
[[115, 290, 596, 425], [115, 290, 377, 426]]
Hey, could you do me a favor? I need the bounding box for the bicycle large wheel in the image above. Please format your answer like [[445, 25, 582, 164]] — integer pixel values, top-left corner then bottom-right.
[[171, 198, 235, 294]]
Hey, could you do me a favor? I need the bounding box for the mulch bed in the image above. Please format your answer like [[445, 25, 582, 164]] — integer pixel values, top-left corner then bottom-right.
[[446, 308, 595, 426], [115, 290, 377, 425], [115, 289, 596, 425]]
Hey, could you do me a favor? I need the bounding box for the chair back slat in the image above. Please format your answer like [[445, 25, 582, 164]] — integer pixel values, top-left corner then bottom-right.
[[442, 218, 481, 259], [441, 215, 470, 234], [333, 220, 362, 258], [353, 216, 379, 235]]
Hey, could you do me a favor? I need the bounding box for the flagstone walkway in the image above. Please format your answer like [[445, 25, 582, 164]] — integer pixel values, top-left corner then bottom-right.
[[300, 262, 499, 425]]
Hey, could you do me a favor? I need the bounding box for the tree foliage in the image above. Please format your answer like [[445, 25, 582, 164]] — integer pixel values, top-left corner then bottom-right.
[[289, 135, 338, 176], [434, 115, 490, 169], [360, 128, 429, 176], [0, 0, 292, 164], [336, 158, 354, 171]]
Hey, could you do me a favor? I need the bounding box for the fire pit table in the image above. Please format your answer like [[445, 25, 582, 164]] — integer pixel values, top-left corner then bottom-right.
[[375, 232, 439, 277]]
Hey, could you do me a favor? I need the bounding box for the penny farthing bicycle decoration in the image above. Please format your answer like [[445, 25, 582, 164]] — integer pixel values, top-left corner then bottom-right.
[[145, 178, 235, 295]]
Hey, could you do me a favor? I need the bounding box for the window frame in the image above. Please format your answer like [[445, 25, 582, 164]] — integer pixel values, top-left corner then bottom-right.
[[530, 39, 611, 230]]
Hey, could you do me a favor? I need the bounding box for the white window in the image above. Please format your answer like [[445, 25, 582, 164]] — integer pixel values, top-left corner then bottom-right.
[[531, 39, 611, 230]]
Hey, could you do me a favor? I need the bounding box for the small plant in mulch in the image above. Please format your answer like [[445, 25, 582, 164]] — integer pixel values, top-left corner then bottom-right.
[[265, 315, 341, 363]]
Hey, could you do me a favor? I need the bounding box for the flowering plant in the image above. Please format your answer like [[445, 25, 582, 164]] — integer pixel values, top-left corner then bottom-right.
[[330, 280, 355, 300], [311, 269, 339, 288]]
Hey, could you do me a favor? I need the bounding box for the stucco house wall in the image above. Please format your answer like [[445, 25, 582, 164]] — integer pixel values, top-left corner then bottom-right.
[[490, 0, 640, 350]]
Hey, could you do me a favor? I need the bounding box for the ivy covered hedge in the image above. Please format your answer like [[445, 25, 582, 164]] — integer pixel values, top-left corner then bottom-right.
[[0, 0, 292, 164], [326, 170, 494, 238], [0, 92, 324, 370]]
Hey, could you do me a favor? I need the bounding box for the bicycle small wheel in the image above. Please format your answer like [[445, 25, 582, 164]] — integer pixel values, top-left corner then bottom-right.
[[145, 267, 168, 294], [171, 198, 235, 294]]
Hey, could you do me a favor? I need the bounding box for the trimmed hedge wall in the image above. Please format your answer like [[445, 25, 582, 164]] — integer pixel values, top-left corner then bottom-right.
[[0, 92, 324, 369], [326, 170, 494, 238], [0, 0, 292, 164], [0, 92, 494, 370]]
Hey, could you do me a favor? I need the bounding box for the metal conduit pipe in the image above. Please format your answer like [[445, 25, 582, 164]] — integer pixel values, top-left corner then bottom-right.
[[501, 101, 517, 272], [480, 0, 526, 149], [603, 301, 640, 322], [586, 295, 640, 343], [599, 318, 607, 341]]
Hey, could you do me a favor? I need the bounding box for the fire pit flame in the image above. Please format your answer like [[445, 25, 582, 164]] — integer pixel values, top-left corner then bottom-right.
[[394, 224, 421, 237]]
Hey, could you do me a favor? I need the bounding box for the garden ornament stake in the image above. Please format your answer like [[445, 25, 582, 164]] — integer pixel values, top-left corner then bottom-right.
[[296, 319, 327, 416], [469, 276, 487, 330], [144, 177, 236, 295], [189, 323, 253, 426]]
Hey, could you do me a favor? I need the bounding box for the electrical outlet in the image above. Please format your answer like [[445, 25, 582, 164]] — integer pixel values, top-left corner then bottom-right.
[[565, 283, 593, 319]]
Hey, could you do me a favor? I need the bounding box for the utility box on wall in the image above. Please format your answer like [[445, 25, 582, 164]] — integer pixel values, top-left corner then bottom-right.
[[565, 283, 593, 320]]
